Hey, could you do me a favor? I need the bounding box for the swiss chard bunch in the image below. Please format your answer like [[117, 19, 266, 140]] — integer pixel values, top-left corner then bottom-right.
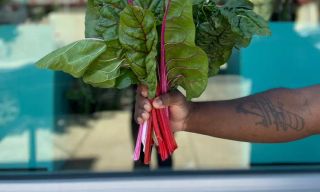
[[36, 0, 270, 164]]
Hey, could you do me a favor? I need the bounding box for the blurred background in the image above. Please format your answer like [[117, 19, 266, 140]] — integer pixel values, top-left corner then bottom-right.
[[0, 0, 319, 173]]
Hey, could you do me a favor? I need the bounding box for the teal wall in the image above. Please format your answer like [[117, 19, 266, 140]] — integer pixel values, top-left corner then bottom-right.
[[0, 25, 55, 171], [241, 23, 320, 164], [0, 65, 55, 170]]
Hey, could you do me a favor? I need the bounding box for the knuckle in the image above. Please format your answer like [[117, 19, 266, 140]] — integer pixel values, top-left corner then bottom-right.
[[142, 112, 149, 120], [144, 103, 152, 111], [161, 94, 170, 104], [139, 99, 147, 107]]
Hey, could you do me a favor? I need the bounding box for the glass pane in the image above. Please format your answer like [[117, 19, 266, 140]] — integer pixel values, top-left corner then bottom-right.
[[0, 0, 319, 175]]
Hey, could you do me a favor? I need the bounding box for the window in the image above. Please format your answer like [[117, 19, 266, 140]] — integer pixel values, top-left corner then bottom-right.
[[0, 0, 320, 178]]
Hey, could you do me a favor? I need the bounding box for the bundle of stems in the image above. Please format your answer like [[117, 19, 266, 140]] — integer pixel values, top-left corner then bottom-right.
[[132, 0, 177, 164]]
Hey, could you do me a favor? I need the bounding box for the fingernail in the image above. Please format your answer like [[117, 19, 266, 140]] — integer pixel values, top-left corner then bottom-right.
[[144, 104, 151, 111], [153, 98, 163, 107], [141, 91, 148, 97], [142, 112, 148, 118], [137, 117, 143, 124]]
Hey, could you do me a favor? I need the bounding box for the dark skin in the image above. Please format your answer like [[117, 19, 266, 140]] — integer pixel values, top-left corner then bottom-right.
[[135, 85, 320, 143]]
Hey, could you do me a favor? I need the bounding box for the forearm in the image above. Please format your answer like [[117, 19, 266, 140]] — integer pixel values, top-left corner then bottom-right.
[[186, 86, 320, 143]]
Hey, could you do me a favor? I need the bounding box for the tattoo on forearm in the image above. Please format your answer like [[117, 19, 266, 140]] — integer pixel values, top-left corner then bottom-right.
[[236, 97, 305, 132]]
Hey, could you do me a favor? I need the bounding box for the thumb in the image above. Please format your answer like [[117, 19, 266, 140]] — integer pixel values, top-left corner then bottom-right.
[[152, 91, 184, 109]]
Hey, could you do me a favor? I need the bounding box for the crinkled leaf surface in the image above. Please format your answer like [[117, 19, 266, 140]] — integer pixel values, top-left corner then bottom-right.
[[85, 0, 127, 40], [85, 0, 134, 89], [36, 39, 106, 78], [119, 5, 158, 98], [83, 40, 123, 85], [194, 0, 270, 76], [37, 0, 271, 100], [134, 0, 163, 24], [133, 0, 161, 10], [219, 0, 271, 38], [196, 20, 234, 75], [165, 0, 208, 100], [85, 0, 101, 38]]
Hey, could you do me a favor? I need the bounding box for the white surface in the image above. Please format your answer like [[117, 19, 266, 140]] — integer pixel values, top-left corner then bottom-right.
[[0, 173, 320, 192], [48, 12, 85, 46], [0, 24, 54, 69]]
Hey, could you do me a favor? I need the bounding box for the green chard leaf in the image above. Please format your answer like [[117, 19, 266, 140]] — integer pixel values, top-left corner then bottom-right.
[[85, 0, 101, 38], [194, 0, 271, 76], [85, 0, 127, 40], [36, 0, 272, 101], [193, 0, 205, 5], [115, 68, 138, 89], [219, 0, 271, 38], [36, 39, 106, 78], [87, 67, 138, 89], [134, 0, 163, 24], [85, 0, 136, 89], [195, 2, 237, 76], [83, 40, 124, 87], [197, 24, 234, 76], [165, 0, 208, 100], [134, 0, 162, 12], [119, 5, 158, 98]]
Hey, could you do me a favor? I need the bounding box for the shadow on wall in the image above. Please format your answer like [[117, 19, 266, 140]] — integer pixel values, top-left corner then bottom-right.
[[0, 64, 54, 139]]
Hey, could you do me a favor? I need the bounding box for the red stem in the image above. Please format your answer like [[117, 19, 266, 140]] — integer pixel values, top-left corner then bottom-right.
[[156, 109, 177, 154], [152, 109, 168, 160], [144, 117, 153, 164]]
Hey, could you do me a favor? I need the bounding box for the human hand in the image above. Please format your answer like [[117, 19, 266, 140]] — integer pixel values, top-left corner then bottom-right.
[[134, 85, 192, 132]]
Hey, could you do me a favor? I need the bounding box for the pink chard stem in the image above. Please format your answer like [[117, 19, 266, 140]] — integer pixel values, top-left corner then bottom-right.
[[160, 0, 172, 118], [133, 123, 143, 161], [160, 0, 172, 95]]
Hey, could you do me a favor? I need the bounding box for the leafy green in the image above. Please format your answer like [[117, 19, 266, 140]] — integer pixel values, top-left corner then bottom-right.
[[115, 69, 138, 89], [194, 0, 271, 76], [85, 0, 127, 40], [119, 5, 158, 98], [134, 0, 163, 24], [194, 4, 235, 76], [165, 0, 208, 99], [166, 44, 208, 100], [36, 0, 271, 100], [133, 0, 161, 10], [36, 39, 106, 78], [83, 40, 123, 86], [197, 24, 235, 76], [84, 0, 134, 89], [220, 0, 271, 38], [89, 78, 117, 88], [85, 0, 101, 39]]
